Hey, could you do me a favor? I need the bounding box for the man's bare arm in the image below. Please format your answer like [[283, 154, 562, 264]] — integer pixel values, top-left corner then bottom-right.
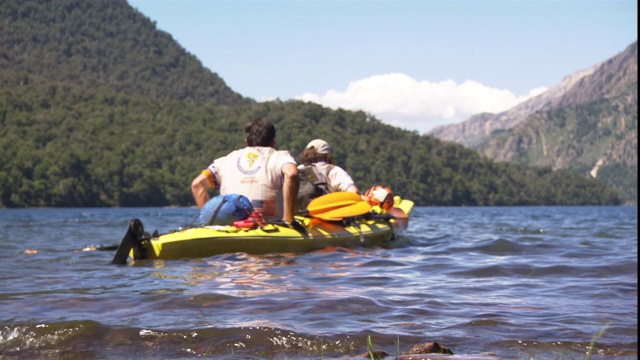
[[191, 173, 212, 210], [281, 163, 299, 224]]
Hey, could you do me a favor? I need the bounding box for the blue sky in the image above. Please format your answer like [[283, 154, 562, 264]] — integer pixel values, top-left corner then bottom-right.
[[127, 0, 637, 133]]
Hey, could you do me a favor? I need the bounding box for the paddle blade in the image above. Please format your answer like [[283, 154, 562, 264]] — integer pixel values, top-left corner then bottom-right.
[[308, 199, 358, 215], [394, 199, 414, 216], [307, 192, 363, 211], [112, 231, 133, 265], [112, 219, 144, 265], [312, 201, 371, 221]]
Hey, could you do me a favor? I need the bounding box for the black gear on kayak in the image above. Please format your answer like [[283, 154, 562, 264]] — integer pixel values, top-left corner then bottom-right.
[[296, 164, 332, 211], [130, 219, 147, 260], [112, 218, 145, 264]]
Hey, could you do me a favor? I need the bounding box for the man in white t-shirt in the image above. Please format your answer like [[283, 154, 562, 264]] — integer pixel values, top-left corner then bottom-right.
[[191, 118, 299, 224]]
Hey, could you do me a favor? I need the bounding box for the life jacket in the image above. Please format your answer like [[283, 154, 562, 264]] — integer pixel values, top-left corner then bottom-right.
[[296, 164, 333, 211]]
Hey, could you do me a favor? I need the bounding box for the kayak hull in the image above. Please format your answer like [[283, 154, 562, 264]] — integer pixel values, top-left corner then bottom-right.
[[138, 218, 396, 260], [112, 199, 414, 263]]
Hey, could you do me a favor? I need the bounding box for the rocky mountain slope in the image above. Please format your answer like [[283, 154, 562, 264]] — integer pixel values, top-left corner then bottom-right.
[[428, 66, 596, 147], [429, 42, 637, 203]]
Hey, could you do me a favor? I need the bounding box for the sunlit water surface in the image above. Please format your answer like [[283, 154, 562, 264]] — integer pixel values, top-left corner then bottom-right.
[[0, 206, 636, 359]]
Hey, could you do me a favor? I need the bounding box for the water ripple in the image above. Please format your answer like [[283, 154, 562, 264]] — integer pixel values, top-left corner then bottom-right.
[[0, 206, 636, 359]]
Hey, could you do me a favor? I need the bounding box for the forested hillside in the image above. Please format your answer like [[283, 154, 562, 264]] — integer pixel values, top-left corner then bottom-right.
[[0, 0, 250, 105], [0, 0, 622, 207]]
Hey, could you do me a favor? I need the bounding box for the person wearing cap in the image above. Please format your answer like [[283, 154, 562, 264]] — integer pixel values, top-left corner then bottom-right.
[[296, 139, 359, 210], [191, 118, 299, 225]]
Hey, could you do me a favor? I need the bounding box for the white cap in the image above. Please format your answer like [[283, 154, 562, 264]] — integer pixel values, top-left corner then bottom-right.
[[306, 139, 332, 154]]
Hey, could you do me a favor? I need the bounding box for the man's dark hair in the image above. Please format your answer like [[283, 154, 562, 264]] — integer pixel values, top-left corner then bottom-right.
[[245, 118, 276, 147], [301, 147, 335, 165]]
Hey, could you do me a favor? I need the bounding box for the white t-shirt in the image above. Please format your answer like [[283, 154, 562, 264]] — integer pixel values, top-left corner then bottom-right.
[[313, 162, 356, 193], [206, 147, 296, 218]]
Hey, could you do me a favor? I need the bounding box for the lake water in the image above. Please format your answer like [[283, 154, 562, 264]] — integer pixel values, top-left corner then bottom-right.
[[0, 206, 636, 359]]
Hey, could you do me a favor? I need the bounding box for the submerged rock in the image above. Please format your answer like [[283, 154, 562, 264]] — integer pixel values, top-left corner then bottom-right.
[[402, 342, 454, 355], [359, 341, 501, 359]]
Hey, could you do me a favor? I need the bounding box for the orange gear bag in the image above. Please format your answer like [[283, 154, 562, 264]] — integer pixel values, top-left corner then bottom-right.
[[364, 185, 394, 211]]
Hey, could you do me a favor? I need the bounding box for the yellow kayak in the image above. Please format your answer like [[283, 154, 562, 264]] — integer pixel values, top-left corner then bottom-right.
[[112, 198, 414, 263]]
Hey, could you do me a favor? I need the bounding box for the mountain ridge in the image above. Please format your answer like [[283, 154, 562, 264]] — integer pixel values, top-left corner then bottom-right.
[[429, 61, 602, 147], [429, 41, 637, 203], [430, 42, 637, 143]]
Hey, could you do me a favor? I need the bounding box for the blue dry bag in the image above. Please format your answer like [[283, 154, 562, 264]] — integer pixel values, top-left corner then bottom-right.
[[197, 194, 254, 226]]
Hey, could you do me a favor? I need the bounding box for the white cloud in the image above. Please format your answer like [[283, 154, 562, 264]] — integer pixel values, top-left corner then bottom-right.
[[296, 73, 547, 134]]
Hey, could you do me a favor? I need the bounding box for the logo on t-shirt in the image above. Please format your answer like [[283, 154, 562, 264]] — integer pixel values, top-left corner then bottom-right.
[[237, 148, 263, 175]]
